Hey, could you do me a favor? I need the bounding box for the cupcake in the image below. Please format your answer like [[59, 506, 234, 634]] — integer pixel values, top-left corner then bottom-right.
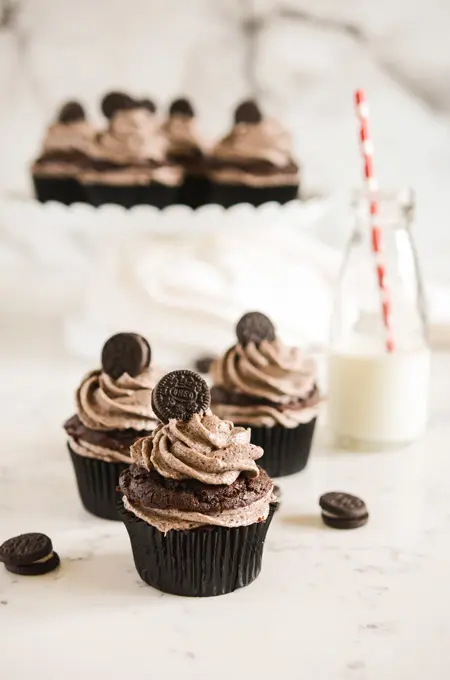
[[64, 333, 160, 520], [162, 97, 210, 208], [210, 312, 321, 477], [209, 100, 300, 207], [79, 92, 183, 208], [31, 100, 96, 204], [118, 369, 276, 597]]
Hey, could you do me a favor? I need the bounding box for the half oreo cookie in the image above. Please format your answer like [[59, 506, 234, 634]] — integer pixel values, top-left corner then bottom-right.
[[58, 101, 85, 124], [236, 311, 276, 346], [101, 91, 135, 119], [169, 97, 194, 118], [194, 354, 216, 374], [101, 332, 151, 380], [234, 100, 262, 124], [152, 370, 210, 423]]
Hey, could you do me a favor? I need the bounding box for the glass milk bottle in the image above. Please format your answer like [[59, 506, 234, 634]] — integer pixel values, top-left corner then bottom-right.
[[328, 190, 430, 451]]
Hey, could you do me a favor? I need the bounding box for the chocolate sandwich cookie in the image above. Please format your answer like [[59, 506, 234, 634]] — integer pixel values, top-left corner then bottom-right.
[[234, 99, 263, 125], [0, 533, 60, 576], [319, 492, 368, 530], [169, 97, 194, 118], [236, 311, 276, 346], [194, 354, 216, 374], [5, 553, 61, 577], [273, 484, 282, 500], [151, 369, 210, 423], [271, 484, 282, 512], [58, 100, 86, 124], [101, 91, 135, 119], [101, 332, 151, 380]]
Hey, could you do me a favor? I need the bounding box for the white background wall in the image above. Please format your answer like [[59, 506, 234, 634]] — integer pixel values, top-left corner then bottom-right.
[[1, 0, 450, 274]]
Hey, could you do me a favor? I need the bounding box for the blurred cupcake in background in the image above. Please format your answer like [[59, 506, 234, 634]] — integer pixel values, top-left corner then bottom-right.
[[210, 312, 321, 477], [79, 92, 183, 208], [64, 332, 161, 520], [208, 100, 300, 207], [31, 100, 96, 204], [162, 97, 210, 208]]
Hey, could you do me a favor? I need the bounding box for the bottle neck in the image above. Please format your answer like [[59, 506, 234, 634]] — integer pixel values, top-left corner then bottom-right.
[[352, 188, 413, 230], [331, 188, 428, 353]]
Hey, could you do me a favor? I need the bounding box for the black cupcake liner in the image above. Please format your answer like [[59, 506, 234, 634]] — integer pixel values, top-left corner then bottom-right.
[[68, 444, 129, 521], [33, 175, 86, 205], [248, 418, 317, 478], [176, 174, 211, 208], [210, 182, 299, 208], [82, 182, 178, 209], [118, 499, 276, 597]]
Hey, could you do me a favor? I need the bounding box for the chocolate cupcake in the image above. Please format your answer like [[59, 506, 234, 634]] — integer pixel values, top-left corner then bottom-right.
[[210, 312, 321, 477], [79, 92, 183, 208], [209, 100, 300, 207], [64, 333, 161, 520], [31, 100, 96, 204], [162, 97, 210, 208], [118, 369, 276, 597]]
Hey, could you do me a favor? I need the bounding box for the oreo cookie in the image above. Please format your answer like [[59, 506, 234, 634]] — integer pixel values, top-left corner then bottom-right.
[[58, 101, 85, 124], [0, 532, 52, 566], [234, 100, 262, 124], [194, 354, 216, 374], [169, 97, 194, 118], [319, 492, 368, 530], [5, 553, 60, 576], [236, 311, 276, 346], [101, 91, 135, 119], [272, 484, 282, 512], [152, 370, 210, 423], [273, 484, 282, 501], [0, 533, 60, 576], [101, 333, 151, 380]]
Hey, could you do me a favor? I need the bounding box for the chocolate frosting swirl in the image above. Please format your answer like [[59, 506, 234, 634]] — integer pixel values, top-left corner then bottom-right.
[[41, 120, 97, 157], [211, 339, 319, 427], [211, 118, 294, 168], [213, 339, 316, 402], [76, 368, 160, 432], [95, 108, 168, 164], [131, 411, 262, 485]]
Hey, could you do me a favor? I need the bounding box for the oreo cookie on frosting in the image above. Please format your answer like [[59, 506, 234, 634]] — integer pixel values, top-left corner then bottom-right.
[[209, 97, 299, 208], [101, 332, 151, 380], [236, 311, 276, 347], [234, 99, 262, 124], [101, 91, 135, 119], [169, 97, 194, 118], [151, 369, 210, 423], [58, 100, 85, 124]]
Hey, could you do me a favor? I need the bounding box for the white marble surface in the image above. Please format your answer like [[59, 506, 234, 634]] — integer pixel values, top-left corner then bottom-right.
[[1, 327, 450, 679]]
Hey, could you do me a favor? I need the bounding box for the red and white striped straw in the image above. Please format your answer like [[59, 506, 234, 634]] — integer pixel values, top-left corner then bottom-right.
[[354, 89, 395, 352]]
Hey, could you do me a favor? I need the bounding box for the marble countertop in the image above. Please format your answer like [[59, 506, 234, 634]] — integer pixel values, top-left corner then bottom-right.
[[1, 333, 449, 679]]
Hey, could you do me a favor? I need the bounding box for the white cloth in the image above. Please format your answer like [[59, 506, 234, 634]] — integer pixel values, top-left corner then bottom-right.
[[0, 196, 449, 367]]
